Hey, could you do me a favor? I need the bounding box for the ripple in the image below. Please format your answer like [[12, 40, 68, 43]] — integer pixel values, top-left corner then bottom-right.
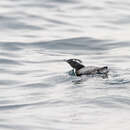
[[0, 58, 22, 65], [0, 99, 64, 111], [30, 37, 111, 54], [0, 42, 24, 51], [0, 52, 19, 58], [81, 96, 130, 109], [21, 83, 52, 88], [0, 79, 20, 86], [0, 14, 43, 30]]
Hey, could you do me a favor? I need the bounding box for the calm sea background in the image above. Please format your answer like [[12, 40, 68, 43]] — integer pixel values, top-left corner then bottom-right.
[[0, 0, 130, 130]]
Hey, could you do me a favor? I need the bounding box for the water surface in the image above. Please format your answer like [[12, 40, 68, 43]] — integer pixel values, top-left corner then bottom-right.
[[0, 0, 130, 130]]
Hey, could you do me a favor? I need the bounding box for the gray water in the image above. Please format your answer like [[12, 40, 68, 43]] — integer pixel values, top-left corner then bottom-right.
[[0, 0, 130, 130]]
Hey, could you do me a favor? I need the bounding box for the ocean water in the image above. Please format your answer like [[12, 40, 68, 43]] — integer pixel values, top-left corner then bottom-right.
[[0, 0, 130, 130]]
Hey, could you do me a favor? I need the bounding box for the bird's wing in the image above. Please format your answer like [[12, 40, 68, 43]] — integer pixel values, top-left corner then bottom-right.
[[77, 66, 109, 75], [77, 66, 99, 75]]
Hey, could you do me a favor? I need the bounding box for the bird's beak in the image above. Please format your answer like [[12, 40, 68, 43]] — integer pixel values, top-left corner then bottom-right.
[[64, 59, 68, 62]]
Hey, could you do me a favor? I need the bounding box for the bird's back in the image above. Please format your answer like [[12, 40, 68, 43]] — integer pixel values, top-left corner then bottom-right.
[[76, 66, 108, 76]]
